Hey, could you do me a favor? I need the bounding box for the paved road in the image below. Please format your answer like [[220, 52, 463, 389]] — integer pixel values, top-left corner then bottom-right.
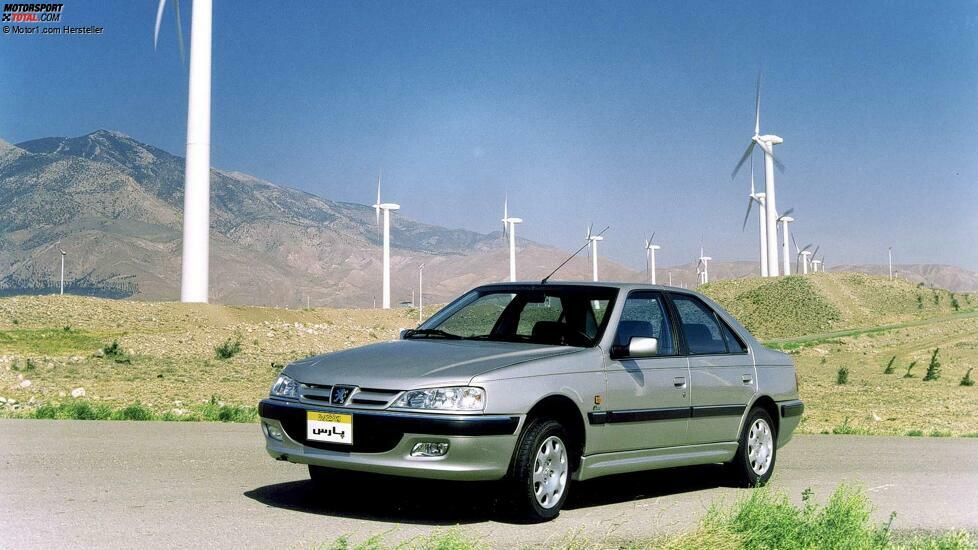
[[2, 420, 977, 549]]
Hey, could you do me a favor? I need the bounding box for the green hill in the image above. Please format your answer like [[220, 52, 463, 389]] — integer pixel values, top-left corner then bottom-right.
[[702, 272, 975, 340]]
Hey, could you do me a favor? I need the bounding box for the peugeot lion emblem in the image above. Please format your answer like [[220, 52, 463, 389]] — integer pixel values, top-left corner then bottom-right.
[[330, 385, 355, 405]]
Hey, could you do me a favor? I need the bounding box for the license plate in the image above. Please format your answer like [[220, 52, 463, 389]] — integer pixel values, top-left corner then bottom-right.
[[306, 411, 353, 445]]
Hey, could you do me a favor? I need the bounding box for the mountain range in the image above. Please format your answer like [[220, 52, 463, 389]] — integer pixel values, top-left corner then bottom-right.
[[0, 130, 974, 307]]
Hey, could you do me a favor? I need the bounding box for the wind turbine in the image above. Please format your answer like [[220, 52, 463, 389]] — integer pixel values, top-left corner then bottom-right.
[[792, 235, 812, 275], [741, 151, 769, 277], [501, 195, 523, 282], [644, 233, 661, 284], [777, 208, 795, 276], [586, 224, 604, 282], [732, 74, 785, 277], [697, 245, 712, 285], [156, 0, 212, 303], [59, 244, 66, 295], [373, 173, 400, 309]]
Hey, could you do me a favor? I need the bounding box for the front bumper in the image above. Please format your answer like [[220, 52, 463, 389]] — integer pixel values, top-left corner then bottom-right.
[[258, 399, 523, 481]]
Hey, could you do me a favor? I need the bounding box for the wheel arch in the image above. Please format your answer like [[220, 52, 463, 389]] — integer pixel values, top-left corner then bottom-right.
[[513, 393, 587, 473], [746, 394, 780, 437]]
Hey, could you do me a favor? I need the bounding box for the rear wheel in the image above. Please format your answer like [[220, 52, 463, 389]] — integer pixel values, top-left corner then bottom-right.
[[505, 419, 571, 522], [728, 407, 777, 487]]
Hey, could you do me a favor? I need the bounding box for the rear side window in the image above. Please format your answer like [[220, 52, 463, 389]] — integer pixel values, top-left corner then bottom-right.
[[718, 320, 748, 353], [670, 294, 727, 355]]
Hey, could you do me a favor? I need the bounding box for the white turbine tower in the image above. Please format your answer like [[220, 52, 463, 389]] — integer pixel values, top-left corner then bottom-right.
[[156, 0, 212, 303], [586, 224, 604, 282], [697, 246, 712, 285], [501, 195, 523, 282], [740, 151, 769, 277], [791, 235, 812, 276], [59, 245, 66, 295], [888, 246, 893, 279], [732, 74, 785, 277], [777, 208, 795, 276], [644, 233, 660, 284], [373, 173, 400, 309]]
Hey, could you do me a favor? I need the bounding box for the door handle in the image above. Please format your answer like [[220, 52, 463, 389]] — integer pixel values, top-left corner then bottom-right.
[[674, 376, 687, 388], [742, 374, 753, 385]]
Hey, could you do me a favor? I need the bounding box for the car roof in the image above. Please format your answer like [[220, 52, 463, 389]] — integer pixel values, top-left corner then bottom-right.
[[473, 280, 703, 296]]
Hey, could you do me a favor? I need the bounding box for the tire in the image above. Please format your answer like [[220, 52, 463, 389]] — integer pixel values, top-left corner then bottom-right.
[[728, 407, 777, 487], [504, 419, 572, 522]]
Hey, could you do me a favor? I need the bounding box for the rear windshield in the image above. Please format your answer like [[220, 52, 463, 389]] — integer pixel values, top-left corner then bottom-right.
[[410, 286, 618, 347]]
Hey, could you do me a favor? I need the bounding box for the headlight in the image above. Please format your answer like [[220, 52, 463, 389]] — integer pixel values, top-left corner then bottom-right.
[[392, 387, 485, 411], [270, 374, 298, 399]]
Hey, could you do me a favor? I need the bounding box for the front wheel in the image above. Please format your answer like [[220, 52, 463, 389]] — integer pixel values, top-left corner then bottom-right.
[[505, 419, 571, 522], [728, 407, 777, 487]]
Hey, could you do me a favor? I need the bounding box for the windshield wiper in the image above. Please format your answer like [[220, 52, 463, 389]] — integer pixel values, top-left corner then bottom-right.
[[402, 328, 463, 340]]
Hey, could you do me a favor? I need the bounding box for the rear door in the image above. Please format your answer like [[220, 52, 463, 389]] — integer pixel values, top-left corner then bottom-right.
[[668, 293, 754, 445], [599, 291, 690, 452]]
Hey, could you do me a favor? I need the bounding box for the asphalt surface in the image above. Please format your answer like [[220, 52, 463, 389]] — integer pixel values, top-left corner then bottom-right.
[[2, 420, 976, 549]]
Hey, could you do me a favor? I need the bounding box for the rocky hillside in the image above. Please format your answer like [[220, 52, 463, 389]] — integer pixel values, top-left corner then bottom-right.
[[0, 131, 641, 306]]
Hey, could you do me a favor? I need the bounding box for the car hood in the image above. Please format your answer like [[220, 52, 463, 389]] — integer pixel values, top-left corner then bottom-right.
[[283, 339, 583, 389]]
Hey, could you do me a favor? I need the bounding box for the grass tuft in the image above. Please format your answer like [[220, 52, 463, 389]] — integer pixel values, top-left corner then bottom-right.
[[923, 348, 941, 381], [883, 356, 897, 374], [214, 337, 242, 360], [961, 368, 975, 387], [903, 361, 917, 379], [836, 366, 850, 385]]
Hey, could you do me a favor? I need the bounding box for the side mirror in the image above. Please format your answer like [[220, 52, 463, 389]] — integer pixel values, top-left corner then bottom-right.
[[610, 336, 659, 359], [399, 328, 410, 340]]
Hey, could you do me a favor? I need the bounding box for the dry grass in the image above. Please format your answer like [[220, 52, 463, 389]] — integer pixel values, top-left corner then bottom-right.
[[1, 273, 977, 436], [0, 295, 418, 415]]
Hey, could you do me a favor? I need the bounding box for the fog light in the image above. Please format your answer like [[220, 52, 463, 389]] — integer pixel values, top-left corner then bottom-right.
[[411, 442, 449, 457], [263, 421, 284, 441]]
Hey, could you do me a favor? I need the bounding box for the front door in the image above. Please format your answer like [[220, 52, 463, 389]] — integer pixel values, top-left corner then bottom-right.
[[669, 293, 755, 445], [598, 291, 690, 452]]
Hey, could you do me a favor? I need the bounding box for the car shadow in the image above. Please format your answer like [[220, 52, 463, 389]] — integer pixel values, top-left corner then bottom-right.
[[243, 463, 735, 525]]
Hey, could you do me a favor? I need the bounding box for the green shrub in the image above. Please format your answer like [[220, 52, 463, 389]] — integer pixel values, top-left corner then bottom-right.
[[111, 402, 155, 421], [951, 294, 960, 311], [905, 429, 924, 437], [961, 368, 975, 387], [883, 356, 896, 374], [836, 366, 849, 385], [831, 418, 869, 435], [904, 361, 917, 378], [923, 348, 941, 381], [197, 396, 257, 422], [63, 325, 72, 332], [700, 485, 889, 550], [929, 430, 952, 438], [214, 337, 242, 360], [102, 340, 122, 357], [30, 401, 112, 420]]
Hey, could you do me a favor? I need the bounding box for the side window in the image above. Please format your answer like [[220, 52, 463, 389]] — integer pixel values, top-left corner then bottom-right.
[[718, 319, 748, 353], [670, 294, 727, 355], [614, 293, 676, 356]]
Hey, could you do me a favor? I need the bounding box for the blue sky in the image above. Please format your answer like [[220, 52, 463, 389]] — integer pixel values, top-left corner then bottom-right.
[[2, 1, 976, 270]]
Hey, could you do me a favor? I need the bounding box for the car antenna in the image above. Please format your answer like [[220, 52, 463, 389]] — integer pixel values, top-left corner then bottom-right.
[[541, 226, 610, 284]]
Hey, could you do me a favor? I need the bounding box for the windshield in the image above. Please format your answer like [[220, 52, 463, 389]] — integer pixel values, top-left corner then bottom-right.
[[408, 286, 618, 347]]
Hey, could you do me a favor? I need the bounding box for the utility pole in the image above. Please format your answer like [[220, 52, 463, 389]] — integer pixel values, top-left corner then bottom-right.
[[59, 246, 66, 295], [418, 263, 425, 323], [888, 247, 893, 280]]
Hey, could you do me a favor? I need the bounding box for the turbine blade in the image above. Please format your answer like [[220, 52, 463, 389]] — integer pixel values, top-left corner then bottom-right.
[[778, 207, 794, 221], [173, 0, 185, 65], [731, 141, 755, 179], [791, 233, 799, 253], [650, 231, 655, 242], [812, 245, 820, 258], [742, 197, 754, 231], [503, 194, 508, 220], [154, 0, 167, 50]]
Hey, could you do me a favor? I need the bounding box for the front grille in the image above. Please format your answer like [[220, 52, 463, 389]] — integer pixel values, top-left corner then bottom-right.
[[298, 384, 401, 409], [272, 404, 404, 453]]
